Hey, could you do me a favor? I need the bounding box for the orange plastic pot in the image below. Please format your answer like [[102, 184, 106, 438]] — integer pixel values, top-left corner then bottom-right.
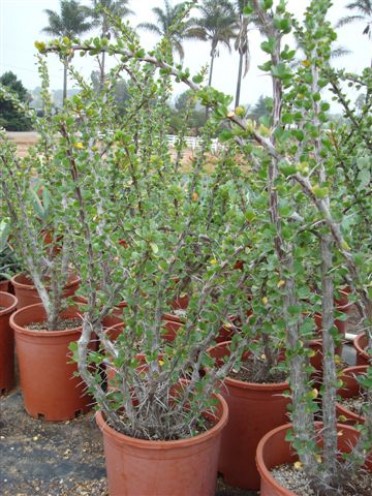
[[11, 272, 80, 309], [313, 312, 346, 342], [354, 332, 370, 365], [256, 422, 372, 496], [209, 341, 290, 490], [0, 292, 18, 394], [161, 313, 184, 341], [96, 393, 228, 496], [0, 280, 10, 293], [10, 303, 92, 421], [336, 365, 367, 425]]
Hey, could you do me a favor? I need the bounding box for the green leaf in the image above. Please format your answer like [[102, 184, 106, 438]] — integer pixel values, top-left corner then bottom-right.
[[261, 38, 276, 55], [243, 4, 254, 15], [271, 63, 292, 81], [150, 242, 159, 254], [192, 74, 203, 84], [263, 0, 273, 9], [312, 185, 329, 198], [219, 129, 234, 142], [279, 161, 297, 176]]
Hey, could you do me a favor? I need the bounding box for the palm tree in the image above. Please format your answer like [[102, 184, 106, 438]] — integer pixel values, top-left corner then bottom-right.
[[191, 0, 237, 88], [138, 0, 204, 61], [337, 0, 372, 37], [234, 0, 253, 108], [42, 0, 93, 104], [91, 0, 133, 87]]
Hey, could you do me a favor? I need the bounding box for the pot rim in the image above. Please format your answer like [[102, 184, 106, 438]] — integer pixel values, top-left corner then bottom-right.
[[0, 291, 18, 315], [11, 272, 80, 291], [96, 393, 228, 450], [10, 302, 83, 336], [354, 332, 369, 357]]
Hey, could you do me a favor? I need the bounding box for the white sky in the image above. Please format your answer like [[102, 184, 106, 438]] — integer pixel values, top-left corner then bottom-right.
[[0, 0, 370, 108]]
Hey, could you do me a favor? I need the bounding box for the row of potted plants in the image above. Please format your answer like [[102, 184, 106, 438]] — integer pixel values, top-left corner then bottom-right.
[[0, 0, 370, 494]]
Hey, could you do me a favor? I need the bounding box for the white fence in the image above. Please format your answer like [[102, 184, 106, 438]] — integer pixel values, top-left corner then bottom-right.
[[167, 135, 223, 154]]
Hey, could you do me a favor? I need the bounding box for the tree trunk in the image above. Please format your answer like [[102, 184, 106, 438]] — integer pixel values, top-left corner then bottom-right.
[[235, 52, 244, 108], [100, 50, 106, 90], [205, 55, 215, 119], [320, 232, 338, 488], [63, 61, 68, 105]]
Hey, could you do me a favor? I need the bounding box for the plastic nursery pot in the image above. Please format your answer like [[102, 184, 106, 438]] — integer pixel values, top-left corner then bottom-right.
[[11, 272, 80, 309], [216, 311, 252, 344], [209, 341, 290, 491], [353, 332, 370, 365], [336, 365, 368, 425], [0, 292, 18, 395], [0, 279, 10, 293], [161, 313, 184, 342], [334, 287, 352, 310], [96, 393, 228, 496], [256, 422, 372, 496], [313, 312, 346, 345], [10, 303, 92, 421]]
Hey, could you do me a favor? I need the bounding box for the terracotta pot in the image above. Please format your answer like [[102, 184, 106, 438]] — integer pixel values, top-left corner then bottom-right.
[[334, 287, 352, 310], [336, 365, 367, 425], [42, 229, 63, 256], [96, 393, 228, 496], [161, 313, 184, 341], [170, 293, 189, 311], [10, 303, 92, 421], [354, 332, 370, 365], [314, 312, 346, 341], [256, 422, 372, 496], [0, 279, 10, 293], [209, 341, 290, 490], [216, 312, 252, 344], [0, 292, 18, 394], [11, 272, 80, 309]]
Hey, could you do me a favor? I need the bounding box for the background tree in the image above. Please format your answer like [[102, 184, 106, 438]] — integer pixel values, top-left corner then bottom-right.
[[0, 72, 32, 131], [337, 0, 372, 37], [169, 89, 207, 134], [90, 0, 133, 87], [42, 0, 93, 104], [234, 0, 254, 107], [249, 94, 272, 123], [191, 0, 237, 88], [91, 70, 130, 116], [138, 0, 204, 61]]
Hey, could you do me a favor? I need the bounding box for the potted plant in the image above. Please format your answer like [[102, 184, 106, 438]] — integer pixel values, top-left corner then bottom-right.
[[0, 219, 21, 292], [228, 1, 372, 494], [0, 81, 89, 420], [35, 12, 260, 493]]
